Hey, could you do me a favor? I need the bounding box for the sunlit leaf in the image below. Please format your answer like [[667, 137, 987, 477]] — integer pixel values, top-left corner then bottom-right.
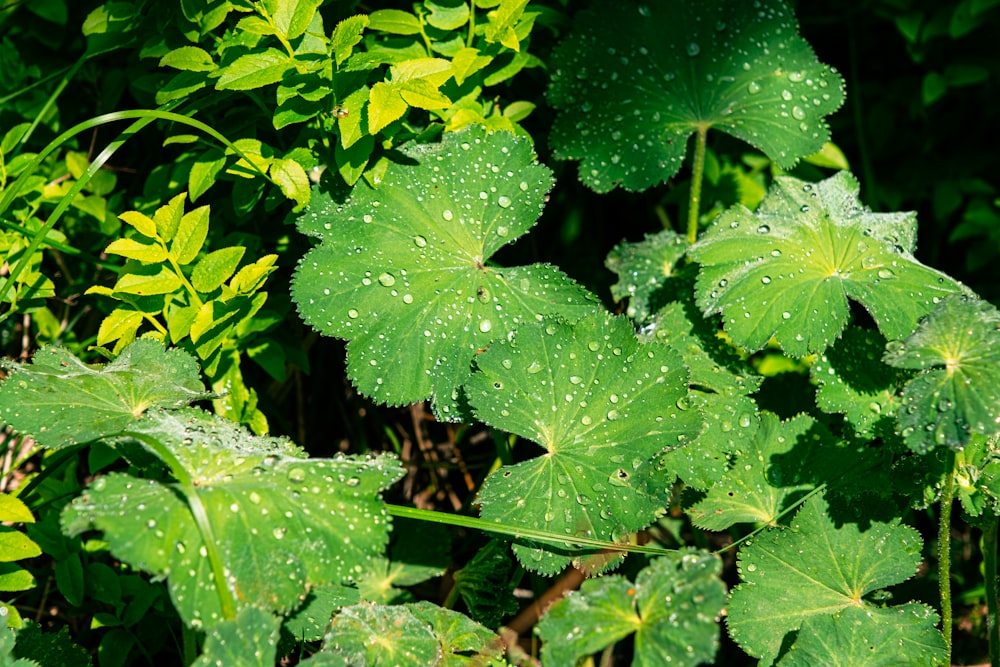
[[191, 606, 281, 667], [548, 0, 845, 192], [0, 340, 209, 449], [884, 294, 1000, 452], [778, 604, 946, 667], [727, 493, 926, 664], [291, 128, 597, 418], [538, 550, 725, 667], [465, 312, 702, 574], [61, 409, 404, 628], [690, 172, 964, 357]]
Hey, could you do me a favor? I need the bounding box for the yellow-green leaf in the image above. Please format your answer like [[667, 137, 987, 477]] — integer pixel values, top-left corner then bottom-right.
[[192, 247, 246, 294], [171, 205, 211, 265], [368, 82, 408, 134], [105, 237, 168, 264], [118, 211, 157, 238]]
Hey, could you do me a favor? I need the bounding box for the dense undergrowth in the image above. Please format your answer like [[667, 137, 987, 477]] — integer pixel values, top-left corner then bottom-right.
[[1, 0, 999, 665]]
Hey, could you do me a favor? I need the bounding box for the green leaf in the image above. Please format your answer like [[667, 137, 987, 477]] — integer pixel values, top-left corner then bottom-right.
[[0, 564, 35, 592], [0, 340, 209, 449], [269, 157, 311, 210], [111, 264, 183, 296], [95, 308, 145, 349], [399, 78, 452, 110], [170, 205, 211, 265], [332, 15, 369, 67], [0, 532, 41, 561], [230, 254, 278, 295], [548, 0, 845, 192], [189, 149, 227, 202], [367, 9, 422, 35], [263, 0, 323, 41], [291, 127, 597, 418], [538, 550, 725, 667], [103, 237, 168, 264], [688, 413, 828, 530], [62, 409, 405, 628], [284, 583, 360, 642], [192, 246, 245, 293], [727, 493, 927, 663], [367, 82, 409, 134], [465, 312, 702, 574], [777, 604, 946, 667], [321, 601, 502, 665], [452, 539, 519, 628], [451, 48, 493, 87], [426, 1, 470, 31], [606, 229, 688, 323], [192, 606, 280, 667], [6, 624, 87, 667], [159, 46, 215, 72], [811, 327, 908, 440], [884, 295, 1000, 452], [215, 49, 294, 91], [118, 211, 157, 238], [0, 497, 34, 524], [154, 192, 187, 241], [690, 172, 964, 357]]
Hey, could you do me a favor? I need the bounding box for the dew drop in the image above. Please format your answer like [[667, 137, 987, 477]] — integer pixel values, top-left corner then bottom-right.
[[347, 309, 359, 319], [687, 42, 700, 56], [413, 235, 427, 248], [378, 272, 395, 287], [442, 209, 454, 221], [877, 268, 895, 279], [757, 224, 771, 234], [479, 319, 492, 333], [607, 409, 620, 421], [781, 311, 791, 320], [402, 293, 413, 304], [496, 226, 509, 237], [792, 106, 806, 120], [761, 276, 772, 284], [747, 81, 761, 94], [519, 181, 529, 191], [569, 376, 583, 384], [501, 358, 513, 369], [287, 468, 306, 483], [498, 196, 512, 208], [527, 361, 542, 374]]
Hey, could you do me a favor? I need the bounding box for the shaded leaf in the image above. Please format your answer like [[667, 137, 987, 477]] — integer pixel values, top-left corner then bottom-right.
[[291, 127, 596, 418], [884, 295, 1000, 452], [466, 312, 702, 574], [690, 172, 964, 357], [548, 0, 845, 192], [452, 539, 519, 629], [606, 229, 688, 323], [0, 340, 209, 449], [538, 550, 725, 667], [192, 606, 280, 667], [727, 493, 925, 663]]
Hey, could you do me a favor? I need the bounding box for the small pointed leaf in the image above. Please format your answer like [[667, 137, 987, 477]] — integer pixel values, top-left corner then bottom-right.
[[548, 0, 845, 192], [690, 172, 964, 357]]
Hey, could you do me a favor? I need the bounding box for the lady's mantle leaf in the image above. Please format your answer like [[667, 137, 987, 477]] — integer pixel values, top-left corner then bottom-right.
[[811, 327, 909, 441], [62, 409, 404, 629], [690, 172, 963, 357], [548, 0, 844, 193], [778, 604, 946, 667], [537, 550, 725, 667], [322, 601, 503, 666], [466, 312, 703, 574], [292, 128, 597, 419], [191, 606, 281, 667], [727, 493, 926, 664], [0, 340, 210, 450], [884, 295, 1000, 452]]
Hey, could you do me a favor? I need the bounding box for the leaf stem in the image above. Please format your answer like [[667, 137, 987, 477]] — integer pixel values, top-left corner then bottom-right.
[[123, 432, 238, 621], [687, 126, 708, 245], [983, 514, 999, 667], [939, 452, 956, 665]]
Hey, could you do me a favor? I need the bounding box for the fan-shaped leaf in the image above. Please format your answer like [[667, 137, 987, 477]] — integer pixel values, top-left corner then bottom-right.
[[465, 312, 703, 574], [884, 294, 1000, 452], [537, 550, 725, 667], [192, 606, 281, 667], [690, 172, 963, 357], [727, 493, 927, 664], [777, 604, 946, 667], [62, 409, 404, 629], [0, 340, 210, 450], [291, 128, 597, 418], [548, 0, 845, 192]]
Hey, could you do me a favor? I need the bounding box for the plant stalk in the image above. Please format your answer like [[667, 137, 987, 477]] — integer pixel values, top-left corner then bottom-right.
[[984, 515, 999, 667], [939, 454, 956, 665], [687, 126, 709, 245]]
